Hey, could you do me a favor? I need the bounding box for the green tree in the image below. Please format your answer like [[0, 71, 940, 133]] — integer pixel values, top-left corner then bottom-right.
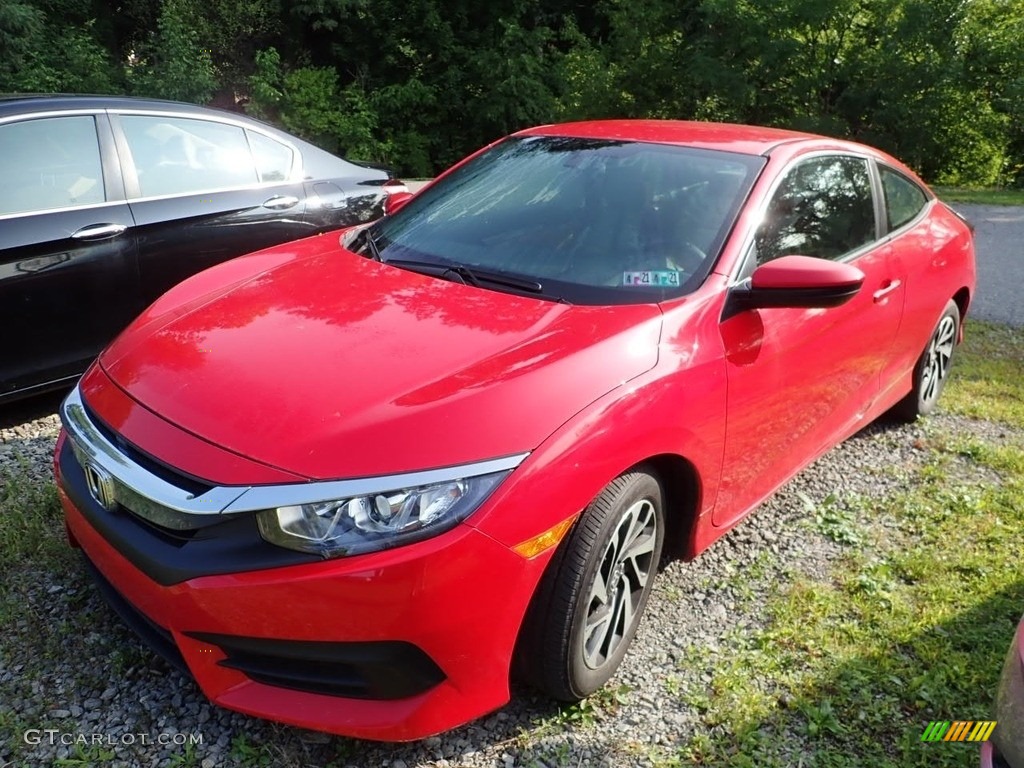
[[194, 0, 281, 103], [837, 0, 1009, 185], [126, 0, 217, 103], [556, 0, 1018, 185], [281, 0, 572, 173], [0, 1, 120, 93], [2, 0, 1022, 183], [0, 2, 44, 89], [248, 47, 387, 161], [957, 0, 1024, 185]]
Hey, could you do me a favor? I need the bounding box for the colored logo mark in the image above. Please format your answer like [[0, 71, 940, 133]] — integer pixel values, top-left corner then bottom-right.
[[921, 721, 997, 742]]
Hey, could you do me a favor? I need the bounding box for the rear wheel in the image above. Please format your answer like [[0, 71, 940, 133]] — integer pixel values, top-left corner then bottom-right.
[[893, 299, 959, 421], [519, 469, 665, 701]]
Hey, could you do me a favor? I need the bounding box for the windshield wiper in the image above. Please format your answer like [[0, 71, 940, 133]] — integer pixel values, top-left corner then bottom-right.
[[443, 264, 482, 287], [358, 227, 382, 261], [385, 258, 545, 294]]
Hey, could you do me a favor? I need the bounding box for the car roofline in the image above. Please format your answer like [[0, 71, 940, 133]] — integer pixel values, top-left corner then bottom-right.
[[0, 94, 248, 122], [514, 119, 827, 157]]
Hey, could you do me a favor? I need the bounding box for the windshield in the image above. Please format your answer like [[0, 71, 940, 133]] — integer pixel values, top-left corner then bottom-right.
[[368, 136, 766, 305]]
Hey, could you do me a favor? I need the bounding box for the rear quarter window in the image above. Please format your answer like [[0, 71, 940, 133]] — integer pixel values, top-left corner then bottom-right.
[[247, 130, 294, 183], [880, 166, 928, 231]]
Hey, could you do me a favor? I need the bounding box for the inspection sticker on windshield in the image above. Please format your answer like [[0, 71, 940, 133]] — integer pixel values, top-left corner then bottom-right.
[[623, 271, 680, 287]]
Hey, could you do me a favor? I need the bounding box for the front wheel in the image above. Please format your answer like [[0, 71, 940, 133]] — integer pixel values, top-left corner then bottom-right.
[[518, 469, 665, 701], [893, 299, 960, 421]]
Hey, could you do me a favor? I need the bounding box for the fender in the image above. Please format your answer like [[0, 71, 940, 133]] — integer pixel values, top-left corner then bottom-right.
[[467, 345, 728, 559]]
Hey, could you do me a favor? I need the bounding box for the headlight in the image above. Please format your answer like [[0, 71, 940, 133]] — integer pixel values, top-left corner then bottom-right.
[[256, 470, 508, 558]]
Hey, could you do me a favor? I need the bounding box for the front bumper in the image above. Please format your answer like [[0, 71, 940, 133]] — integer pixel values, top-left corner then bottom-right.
[[57, 428, 550, 741]]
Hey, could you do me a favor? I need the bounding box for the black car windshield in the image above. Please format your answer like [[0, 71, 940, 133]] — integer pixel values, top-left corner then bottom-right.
[[370, 136, 766, 304]]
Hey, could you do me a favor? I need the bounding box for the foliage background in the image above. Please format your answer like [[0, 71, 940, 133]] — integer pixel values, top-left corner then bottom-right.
[[2, 0, 1022, 183]]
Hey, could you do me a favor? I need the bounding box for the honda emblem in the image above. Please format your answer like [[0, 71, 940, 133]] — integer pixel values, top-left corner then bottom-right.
[[84, 462, 118, 512]]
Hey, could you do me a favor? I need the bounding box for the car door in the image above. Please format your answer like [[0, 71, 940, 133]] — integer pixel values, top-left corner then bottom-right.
[[0, 112, 140, 399], [112, 112, 313, 305], [713, 153, 905, 529], [874, 165, 937, 398]]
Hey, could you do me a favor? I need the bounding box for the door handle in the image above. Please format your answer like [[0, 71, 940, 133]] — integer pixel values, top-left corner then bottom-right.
[[70, 223, 128, 240], [262, 195, 299, 210], [872, 279, 902, 303]]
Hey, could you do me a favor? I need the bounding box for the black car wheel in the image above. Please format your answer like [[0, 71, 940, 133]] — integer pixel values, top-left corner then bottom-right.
[[519, 468, 665, 701], [893, 299, 960, 421]]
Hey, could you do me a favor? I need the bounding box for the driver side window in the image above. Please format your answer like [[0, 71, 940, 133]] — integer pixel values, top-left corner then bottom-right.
[[755, 156, 876, 266]]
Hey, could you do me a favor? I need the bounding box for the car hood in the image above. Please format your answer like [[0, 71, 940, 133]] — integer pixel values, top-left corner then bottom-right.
[[100, 246, 663, 480]]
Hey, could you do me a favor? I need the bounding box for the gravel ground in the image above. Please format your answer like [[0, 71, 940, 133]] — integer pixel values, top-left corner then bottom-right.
[[0, 397, 1005, 768]]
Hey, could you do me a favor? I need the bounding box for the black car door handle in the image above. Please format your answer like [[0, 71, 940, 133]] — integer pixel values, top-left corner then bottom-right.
[[71, 223, 128, 241], [263, 195, 299, 210]]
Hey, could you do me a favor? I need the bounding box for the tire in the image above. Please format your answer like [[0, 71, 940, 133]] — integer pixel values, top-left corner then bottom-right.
[[892, 299, 960, 421], [518, 469, 665, 701]]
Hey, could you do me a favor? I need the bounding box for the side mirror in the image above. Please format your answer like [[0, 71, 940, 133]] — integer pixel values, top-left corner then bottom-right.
[[729, 255, 864, 312], [384, 190, 414, 216]]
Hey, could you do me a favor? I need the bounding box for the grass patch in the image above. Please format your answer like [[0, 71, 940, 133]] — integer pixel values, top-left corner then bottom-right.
[[228, 734, 278, 767], [945, 321, 1024, 427], [680, 453, 1024, 766], [0, 455, 71, 656], [677, 323, 1024, 766], [54, 743, 118, 766], [527, 683, 633, 740], [0, 463, 65, 570], [933, 186, 1024, 206], [803, 492, 866, 547]]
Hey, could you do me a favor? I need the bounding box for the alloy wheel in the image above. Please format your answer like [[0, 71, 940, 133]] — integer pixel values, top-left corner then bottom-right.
[[921, 314, 957, 405], [581, 498, 658, 670]]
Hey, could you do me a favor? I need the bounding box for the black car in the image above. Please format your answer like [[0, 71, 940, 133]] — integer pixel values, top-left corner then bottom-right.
[[0, 94, 404, 402]]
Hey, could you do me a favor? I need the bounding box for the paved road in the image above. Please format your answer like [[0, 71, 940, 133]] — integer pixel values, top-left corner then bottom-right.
[[952, 204, 1024, 327]]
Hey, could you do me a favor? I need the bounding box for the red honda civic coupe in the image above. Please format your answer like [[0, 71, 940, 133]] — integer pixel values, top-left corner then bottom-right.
[[54, 121, 975, 741]]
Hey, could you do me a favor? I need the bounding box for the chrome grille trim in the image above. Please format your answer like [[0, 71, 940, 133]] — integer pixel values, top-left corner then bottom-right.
[[60, 385, 528, 529], [62, 387, 246, 528]]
